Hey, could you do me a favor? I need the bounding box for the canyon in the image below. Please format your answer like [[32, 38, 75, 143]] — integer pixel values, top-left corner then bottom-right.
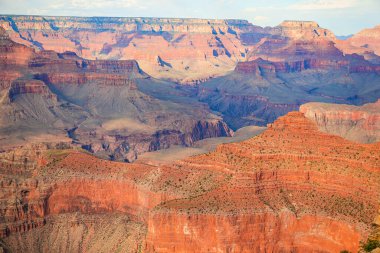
[[1, 16, 379, 84], [0, 111, 379, 252], [1, 15, 380, 131], [0, 26, 233, 161], [0, 14, 379, 253]]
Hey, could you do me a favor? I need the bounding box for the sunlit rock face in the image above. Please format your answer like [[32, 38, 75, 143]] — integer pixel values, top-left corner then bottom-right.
[[2, 16, 380, 133], [336, 25, 380, 61], [1, 112, 379, 253], [0, 15, 379, 253], [0, 16, 257, 83], [145, 112, 380, 252], [4, 15, 378, 84], [0, 26, 233, 161], [300, 99, 380, 143]]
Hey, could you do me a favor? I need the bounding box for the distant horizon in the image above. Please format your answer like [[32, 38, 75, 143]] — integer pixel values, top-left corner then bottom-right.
[[0, 0, 379, 36], [0, 13, 378, 36]]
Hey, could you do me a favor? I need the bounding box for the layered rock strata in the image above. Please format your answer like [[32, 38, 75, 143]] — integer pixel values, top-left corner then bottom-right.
[[300, 100, 380, 143], [2, 16, 378, 83], [1, 112, 379, 253], [146, 112, 380, 252], [0, 26, 233, 160]]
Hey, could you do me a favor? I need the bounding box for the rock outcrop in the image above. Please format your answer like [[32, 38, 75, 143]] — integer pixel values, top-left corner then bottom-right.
[[200, 37, 380, 128], [300, 99, 380, 143], [145, 112, 380, 252], [235, 57, 352, 74], [0, 16, 255, 83], [0, 26, 233, 161], [277, 20, 336, 40], [0, 112, 379, 252], [338, 25, 380, 59]]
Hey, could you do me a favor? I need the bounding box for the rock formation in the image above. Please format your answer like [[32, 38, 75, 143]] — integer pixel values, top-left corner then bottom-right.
[[2, 15, 378, 84], [300, 99, 380, 143], [276, 20, 336, 40], [145, 111, 380, 252], [1, 16, 379, 133], [200, 37, 380, 129], [0, 111, 379, 252], [0, 13, 380, 253], [0, 16, 256, 83], [0, 26, 233, 161], [337, 25, 380, 62]]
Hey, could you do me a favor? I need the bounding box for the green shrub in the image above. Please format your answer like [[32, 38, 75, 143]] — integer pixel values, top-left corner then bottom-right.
[[361, 239, 380, 252]]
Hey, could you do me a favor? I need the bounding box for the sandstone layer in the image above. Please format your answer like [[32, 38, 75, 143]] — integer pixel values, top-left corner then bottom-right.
[[2, 16, 380, 132], [145, 112, 380, 252], [0, 112, 379, 253], [300, 99, 380, 143], [2, 16, 379, 83]]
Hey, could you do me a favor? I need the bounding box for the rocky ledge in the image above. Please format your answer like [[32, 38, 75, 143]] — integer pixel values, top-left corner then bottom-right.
[[300, 99, 380, 143], [2, 111, 378, 252]]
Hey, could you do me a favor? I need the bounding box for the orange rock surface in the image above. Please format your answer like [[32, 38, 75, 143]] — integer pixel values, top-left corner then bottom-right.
[[3, 16, 378, 84], [145, 112, 380, 252], [1, 112, 379, 252]]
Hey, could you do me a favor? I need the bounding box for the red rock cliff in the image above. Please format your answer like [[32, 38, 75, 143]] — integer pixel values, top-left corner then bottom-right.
[[145, 112, 380, 253]]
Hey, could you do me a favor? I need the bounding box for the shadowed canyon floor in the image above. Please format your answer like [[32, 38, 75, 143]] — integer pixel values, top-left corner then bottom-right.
[[0, 112, 379, 253]]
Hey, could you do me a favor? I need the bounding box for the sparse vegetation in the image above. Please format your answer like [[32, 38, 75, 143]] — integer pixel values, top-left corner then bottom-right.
[[361, 239, 380, 252]]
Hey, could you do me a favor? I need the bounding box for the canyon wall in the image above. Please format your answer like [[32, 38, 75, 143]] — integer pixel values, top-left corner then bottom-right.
[[146, 211, 361, 252], [0, 16, 379, 253], [200, 43, 380, 128], [300, 100, 380, 143], [0, 111, 379, 252], [144, 111, 380, 252], [0, 16, 257, 83], [2, 16, 378, 83], [2, 16, 380, 133], [0, 26, 233, 160]]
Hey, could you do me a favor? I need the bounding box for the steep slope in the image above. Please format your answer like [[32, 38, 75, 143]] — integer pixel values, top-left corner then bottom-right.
[[338, 25, 380, 59], [0, 27, 87, 148], [300, 99, 380, 143], [0, 142, 228, 252], [196, 21, 380, 129], [0, 16, 260, 83], [146, 112, 380, 252], [1, 112, 379, 253], [0, 27, 232, 160], [200, 46, 380, 129], [2, 213, 146, 253], [4, 16, 375, 84]]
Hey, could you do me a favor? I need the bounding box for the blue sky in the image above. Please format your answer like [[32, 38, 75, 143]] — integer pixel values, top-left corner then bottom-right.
[[0, 0, 379, 35]]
